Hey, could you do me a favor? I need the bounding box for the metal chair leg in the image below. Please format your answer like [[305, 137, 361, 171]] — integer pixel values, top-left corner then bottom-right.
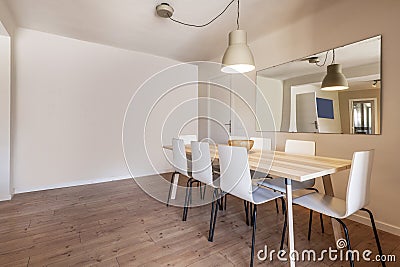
[[208, 188, 219, 241], [333, 218, 354, 267], [198, 182, 203, 199], [182, 178, 193, 221], [280, 198, 287, 250], [224, 194, 227, 210], [280, 197, 286, 215], [166, 172, 176, 207], [250, 203, 253, 226], [305, 187, 325, 233], [361, 208, 386, 267], [219, 191, 224, 210], [244, 200, 249, 226], [308, 210, 313, 240], [250, 204, 257, 267], [320, 213, 325, 233]]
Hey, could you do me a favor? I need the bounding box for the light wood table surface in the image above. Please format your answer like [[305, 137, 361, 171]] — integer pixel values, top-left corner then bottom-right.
[[163, 145, 352, 267]]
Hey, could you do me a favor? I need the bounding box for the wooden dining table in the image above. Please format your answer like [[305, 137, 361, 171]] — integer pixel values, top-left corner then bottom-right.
[[163, 144, 352, 267]]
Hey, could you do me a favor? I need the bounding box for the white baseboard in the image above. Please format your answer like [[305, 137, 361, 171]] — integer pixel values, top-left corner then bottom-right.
[[0, 194, 12, 201], [14, 175, 133, 194], [13, 169, 175, 195], [348, 213, 400, 236]]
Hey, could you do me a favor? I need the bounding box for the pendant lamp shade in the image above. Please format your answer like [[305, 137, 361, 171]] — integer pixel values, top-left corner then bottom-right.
[[321, 64, 349, 91], [221, 30, 255, 73]]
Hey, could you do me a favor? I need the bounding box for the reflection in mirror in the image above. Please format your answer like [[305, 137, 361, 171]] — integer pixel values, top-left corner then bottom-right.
[[256, 35, 381, 134]]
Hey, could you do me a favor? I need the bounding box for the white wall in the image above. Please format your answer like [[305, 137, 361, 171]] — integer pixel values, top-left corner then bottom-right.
[[12, 28, 197, 193]]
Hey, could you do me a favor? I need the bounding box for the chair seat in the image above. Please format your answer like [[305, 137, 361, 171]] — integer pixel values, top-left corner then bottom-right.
[[293, 192, 347, 218], [258, 177, 315, 193], [251, 186, 282, 205]]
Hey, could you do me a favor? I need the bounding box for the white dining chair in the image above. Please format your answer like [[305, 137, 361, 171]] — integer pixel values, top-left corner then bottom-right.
[[167, 138, 200, 207], [292, 150, 385, 267], [258, 139, 324, 237], [186, 141, 224, 241], [216, 145, 285, 267], [178, 134, 197, 144], [250, 137, 272, 151]]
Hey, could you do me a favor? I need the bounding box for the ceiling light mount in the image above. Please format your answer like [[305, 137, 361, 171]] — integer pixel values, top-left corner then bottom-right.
[[301, 56, 320, 64], [156, 3, 174, 18]]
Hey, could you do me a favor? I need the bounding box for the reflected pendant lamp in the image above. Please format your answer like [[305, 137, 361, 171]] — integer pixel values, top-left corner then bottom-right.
[[321, 63, 349, 91], [221, 29, 255, 74]]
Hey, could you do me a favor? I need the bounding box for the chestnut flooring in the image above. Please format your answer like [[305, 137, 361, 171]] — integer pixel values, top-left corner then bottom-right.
[[0, 174, 398, 266]]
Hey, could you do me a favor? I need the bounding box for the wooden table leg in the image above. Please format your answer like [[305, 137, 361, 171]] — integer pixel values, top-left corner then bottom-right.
[[285, 179, 296, 267], [322, 174, 344, 248]]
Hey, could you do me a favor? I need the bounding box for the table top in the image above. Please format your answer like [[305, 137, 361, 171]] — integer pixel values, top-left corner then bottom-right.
[[163, 145, 352, 182]]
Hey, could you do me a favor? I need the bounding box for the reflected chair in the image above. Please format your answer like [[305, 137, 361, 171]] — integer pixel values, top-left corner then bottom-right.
[[178, 134, 197, 144]]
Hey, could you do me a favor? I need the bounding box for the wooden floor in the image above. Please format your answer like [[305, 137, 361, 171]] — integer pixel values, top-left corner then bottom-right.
[[0, 173, 399, 266]]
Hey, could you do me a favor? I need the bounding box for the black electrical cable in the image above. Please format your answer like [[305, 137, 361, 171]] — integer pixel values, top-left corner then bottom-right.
[[237, 0, 240, 29], [315, 50, 330, 67], [168, 0, 238, 28], [315, 49, 336, 67]]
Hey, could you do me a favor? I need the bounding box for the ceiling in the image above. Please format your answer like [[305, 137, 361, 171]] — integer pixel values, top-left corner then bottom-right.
[[3, 0, 342, 62]]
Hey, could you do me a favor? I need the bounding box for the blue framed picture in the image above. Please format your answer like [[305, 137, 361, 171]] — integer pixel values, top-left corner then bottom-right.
[[316, 98, 334, 119]]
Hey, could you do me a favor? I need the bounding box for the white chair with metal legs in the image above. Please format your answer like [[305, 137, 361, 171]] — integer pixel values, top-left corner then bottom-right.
[[167, 138, 203, 208], [185, 141, 223, 240], [215, 145, 286, 267], [178, 134, 197, 144], [292, 150, 385, 267], [250, 137, 272, 151], [258, 139, 325, 235]]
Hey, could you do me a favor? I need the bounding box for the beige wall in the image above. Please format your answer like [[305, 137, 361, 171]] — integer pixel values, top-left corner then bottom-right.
[[338, 89, 381, 134], [206, 0, 400, 235]]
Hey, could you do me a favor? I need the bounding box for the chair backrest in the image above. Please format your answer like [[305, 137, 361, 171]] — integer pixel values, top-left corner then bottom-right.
[[172, 138, 189, 176], [191, 141, 214, 186], [251, 137, 272, 151], [218, 145, 254, 203], [178, 135, 197, 145], [345, 150, 375, 216], [285, 140, 316, 187], [285, 139, 315, 156]]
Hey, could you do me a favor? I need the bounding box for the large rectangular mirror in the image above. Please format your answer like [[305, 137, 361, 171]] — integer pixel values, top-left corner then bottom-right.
[[256, 35, 381, 134]]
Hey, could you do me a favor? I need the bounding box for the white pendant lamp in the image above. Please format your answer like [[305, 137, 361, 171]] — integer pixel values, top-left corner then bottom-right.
[[221, 0, 255, 73], [221, 30, 255, 73], [320, 50, 348, 91], [155, 0, 255, 73]]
